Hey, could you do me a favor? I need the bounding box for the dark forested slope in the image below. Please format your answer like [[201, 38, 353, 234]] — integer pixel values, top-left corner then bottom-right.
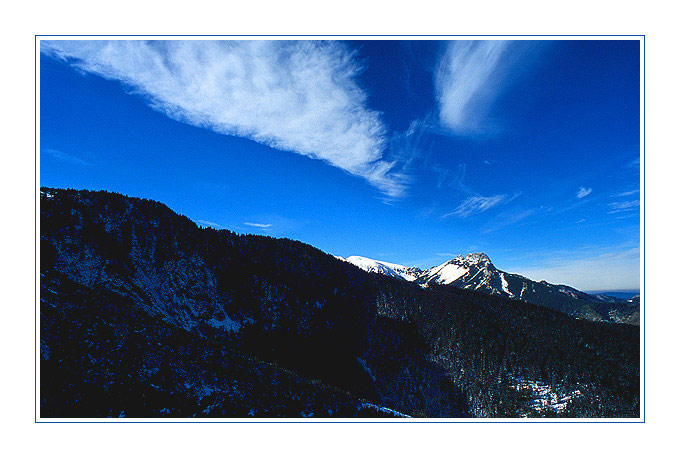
[[39, 188, 640, 418]]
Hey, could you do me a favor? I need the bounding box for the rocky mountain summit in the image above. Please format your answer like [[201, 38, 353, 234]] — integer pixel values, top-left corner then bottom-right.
[[342, 252, 639, 325]]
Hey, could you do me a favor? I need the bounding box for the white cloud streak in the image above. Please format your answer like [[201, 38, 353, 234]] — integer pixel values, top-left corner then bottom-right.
[[42, 148, 92, 166], [41, 40, 406, 198], [435, 41, 510, 134], [626, 157, 640, 168], [444, 193, 518, 218], [482, 207, 541, 233], [244, 222, 272, 228], [613, 189, 639, 197], [576, 186, 592, 199], [608, 200, 640, 214]]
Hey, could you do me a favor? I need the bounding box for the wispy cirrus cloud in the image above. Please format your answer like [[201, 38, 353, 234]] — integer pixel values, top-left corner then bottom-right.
[[444, 192, 520, 218], [41, 40, 407, 198], [608, 200, 640, 214], [576, 186, 592, 199], [613, 189, 639, 197], [435, 41, 510, 134], [626, 157, 640, 168], [244, 222, 272, 229], [482, 207, 542, 233], [434, 41, 544, 135], [434, 41, 514, 135], [41, 148, 92, 166]]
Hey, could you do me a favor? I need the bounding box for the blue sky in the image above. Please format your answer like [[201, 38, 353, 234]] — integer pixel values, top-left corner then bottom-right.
[[39, 39, 641, 291]]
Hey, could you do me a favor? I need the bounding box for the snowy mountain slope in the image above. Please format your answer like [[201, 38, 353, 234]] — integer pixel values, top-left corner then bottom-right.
[[338, 255, 423, 281], [419, 258, 469, 285]]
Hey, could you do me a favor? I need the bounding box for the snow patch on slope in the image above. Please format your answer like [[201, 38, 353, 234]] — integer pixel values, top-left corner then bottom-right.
[[501, 272, 513, 297], [341, 255, 420, 281], [427, 261, 469, 285]]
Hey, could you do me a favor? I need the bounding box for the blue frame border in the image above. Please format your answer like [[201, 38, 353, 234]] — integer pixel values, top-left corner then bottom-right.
[[34, 34, 646, 424]]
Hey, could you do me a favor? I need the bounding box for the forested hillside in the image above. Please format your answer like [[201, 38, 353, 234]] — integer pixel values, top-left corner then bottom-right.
[[39, 188, 640, 418]]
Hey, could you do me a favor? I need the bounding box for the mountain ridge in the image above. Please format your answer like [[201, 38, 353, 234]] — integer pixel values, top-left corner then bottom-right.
[[337, 255, 423, 281], [340, 253, 639, 325]]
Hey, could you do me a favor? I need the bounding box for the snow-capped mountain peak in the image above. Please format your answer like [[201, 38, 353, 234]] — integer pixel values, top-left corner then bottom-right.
[[338, 252, 633, 322], [459, 252, 492, 265], [419, 252, 500, 290]]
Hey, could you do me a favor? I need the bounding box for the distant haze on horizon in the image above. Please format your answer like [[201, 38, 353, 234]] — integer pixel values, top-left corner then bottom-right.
[[40, 39, 641, 292]]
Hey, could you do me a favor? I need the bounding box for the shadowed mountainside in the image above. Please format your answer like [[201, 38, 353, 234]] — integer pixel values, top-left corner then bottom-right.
[[40, 188, 639, 418]]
